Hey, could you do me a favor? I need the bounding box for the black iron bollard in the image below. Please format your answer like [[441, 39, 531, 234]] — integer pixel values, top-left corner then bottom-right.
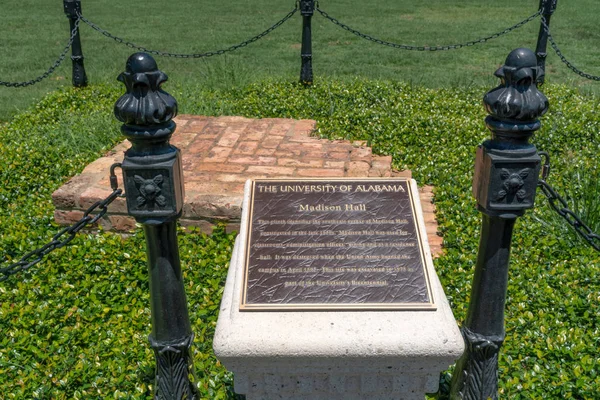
[[449, 48, 549, 399], [63, 0, 88, 87], [300, 0, 314, 85], [534, 0, 558, 84], [115, 53, 198, 399]]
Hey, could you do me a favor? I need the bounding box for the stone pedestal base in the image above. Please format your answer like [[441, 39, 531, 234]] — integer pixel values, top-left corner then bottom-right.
[[213, 180, 464, 399], [232, 368, 443, 400]]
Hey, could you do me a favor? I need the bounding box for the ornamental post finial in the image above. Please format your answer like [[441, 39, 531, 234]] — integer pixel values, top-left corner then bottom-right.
[[483, 48, 549, 142]]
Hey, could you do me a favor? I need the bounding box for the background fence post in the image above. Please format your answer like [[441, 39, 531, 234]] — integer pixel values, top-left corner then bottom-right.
[[63, 0, 88, 87], [448, 48, 548, 399], [300, 0, 314, 85], [114, 53, 198, 399], [535, 0, 558, 84]]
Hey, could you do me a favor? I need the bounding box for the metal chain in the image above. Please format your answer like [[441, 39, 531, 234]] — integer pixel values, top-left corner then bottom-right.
[[541, 17, 600, 81], [316, 6, 542, 51], [78, 7, 298, 59], [0, 165, 123, 282], [537, 152, 600, 252], [0, 17, 82, 88]]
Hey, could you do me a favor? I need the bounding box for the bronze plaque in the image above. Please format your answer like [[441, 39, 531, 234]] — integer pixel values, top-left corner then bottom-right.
[[240, 178, 436, 311]]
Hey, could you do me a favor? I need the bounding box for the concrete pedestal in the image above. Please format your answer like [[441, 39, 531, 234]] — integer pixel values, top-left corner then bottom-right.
[[213, 180, 464, 399]]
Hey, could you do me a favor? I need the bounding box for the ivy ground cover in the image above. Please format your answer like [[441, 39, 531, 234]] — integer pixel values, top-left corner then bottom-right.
[[0, 80, 598, 398]]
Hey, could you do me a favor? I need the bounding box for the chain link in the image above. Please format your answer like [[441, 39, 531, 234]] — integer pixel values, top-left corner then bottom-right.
[[540, 17, 600, 81], [0, 166, 123, 282], [78, 7, 298, 59], [316, 6, 542, 51], [537, 152, 600, 252], [0, 18, 82, 88]]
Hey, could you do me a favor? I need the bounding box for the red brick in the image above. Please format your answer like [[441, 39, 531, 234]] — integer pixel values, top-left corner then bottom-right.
[[185, 181, 244, 195], [187, 139, 215, 154], [179, 219, 216, 235], [247, 119, 272, 130], [274, 148, 302, 157], [173, 115, 191, 125], [183, 193, 242, 219], [203, 146, 233, 162], [420, 201, 436, 214], [245, 120, 271, 140], [217, 131, 241, 148], [301, 150, 328, 159], [269, 120, 294, 136], [261, 136, 284, 149], [53, 116, 442, 243], [420, 185, 434, 197], [225, 121, 250, 134], [244, 130, 266, 141], [246, 166, 296, 176], [275, 143, 301, 154], [97, 176, 111, 188], [233, 141, 259, 155], [54, 210, 85, 226], [81, 156, 121, 177], [368, 169, 392, 177], [182, 171, 213, 184], [195, 163, 246, 173], [292, 120, 316, 136], [296, 168, 345, 177], [346, 161, 371, 177], [195, 132, 220, 140], [52, 175, 97, 209], [178, 118, 210, 133], [327, 151, 352, 160], [350, 147, 373, 161], [277, 158, 323, 168], [107, 197, 128, 214], [214, 174, 254, 183], [286, 136, 320, 143], [255, 148, 276, 156], [280, 142, 324, 151], [371, 155, 393, 169], [170, 131, 197, 148], [228, 155, 276, 165], [200, 123, 227, 137], [182, 158, 196, 172], [219, 116, 251, 124], [108, 215, 137, 232], [324, 161, 345, 169], [327, 143, 354, 152]]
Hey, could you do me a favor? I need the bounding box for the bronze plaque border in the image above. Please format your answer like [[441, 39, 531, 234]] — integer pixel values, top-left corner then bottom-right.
[[240, 178, 436, 311]]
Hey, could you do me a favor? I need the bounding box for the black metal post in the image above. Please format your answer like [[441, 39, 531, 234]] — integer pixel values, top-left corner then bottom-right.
[[300, 0, 314, 85], [63, 0, 88, 87], [115, 53, 197, 399], [534, 0, 558, 84], [449, 48, 549, 400]]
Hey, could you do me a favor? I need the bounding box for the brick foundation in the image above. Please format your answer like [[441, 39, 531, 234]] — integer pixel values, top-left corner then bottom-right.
[[52, 115, 443, 256]]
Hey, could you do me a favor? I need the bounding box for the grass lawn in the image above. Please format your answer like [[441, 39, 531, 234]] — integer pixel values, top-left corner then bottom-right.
[[1, 0, 600, 121]]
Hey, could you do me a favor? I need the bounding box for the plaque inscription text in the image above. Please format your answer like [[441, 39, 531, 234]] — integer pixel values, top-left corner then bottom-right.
[[241, 178, 436, 311]]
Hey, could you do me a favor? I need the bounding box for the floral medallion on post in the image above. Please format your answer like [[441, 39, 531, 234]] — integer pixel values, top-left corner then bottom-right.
[[473, 47, 549, 219], [115, 52, 184, 224]]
